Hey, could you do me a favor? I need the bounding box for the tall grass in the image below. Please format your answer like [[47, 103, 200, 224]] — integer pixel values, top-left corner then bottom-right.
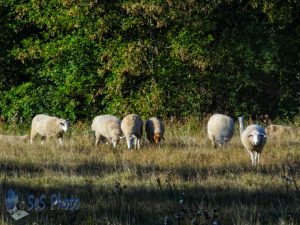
[[0, 119, 299, 225]]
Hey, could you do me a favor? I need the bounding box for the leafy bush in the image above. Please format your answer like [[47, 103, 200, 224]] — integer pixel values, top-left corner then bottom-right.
[[0, 0, 299, 123]]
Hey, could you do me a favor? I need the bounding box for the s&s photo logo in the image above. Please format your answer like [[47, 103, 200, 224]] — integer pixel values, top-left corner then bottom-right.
[[5, 189, 18, 214], [5, 188, 29, 221]]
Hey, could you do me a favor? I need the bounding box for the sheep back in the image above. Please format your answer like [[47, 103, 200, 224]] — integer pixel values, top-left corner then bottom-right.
[[145, 117, 165, 143], [121, 114, 143, 138], [265, 124, 293, 137], [207, 114, 234, 146], [31, 114, 67, 138], [91, 115, 122, 139]]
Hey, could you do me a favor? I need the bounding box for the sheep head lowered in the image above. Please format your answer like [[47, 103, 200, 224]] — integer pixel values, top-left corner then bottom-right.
[[121, 114, 143, 150], [108, 136, 123, 149], [207, 114, 234, 148], [214, 137, 230, 148], [145, 117, 165, 145], [58, 119, 69, 134], [126, 134, 137, 150], [153, 132, 165, 144]]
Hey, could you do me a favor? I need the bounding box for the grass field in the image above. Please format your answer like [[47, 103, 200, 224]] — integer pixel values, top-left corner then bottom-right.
[[0, 119, 299, 225]]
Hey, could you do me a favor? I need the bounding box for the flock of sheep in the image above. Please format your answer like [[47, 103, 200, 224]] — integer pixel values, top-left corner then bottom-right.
[[207, 114, 266, 165], [0, 113, 297, 165], [27, 114, 165, 150], [6, 114, 164, 150], [207, 113, 299, 165], [91, 114, 164, 150]]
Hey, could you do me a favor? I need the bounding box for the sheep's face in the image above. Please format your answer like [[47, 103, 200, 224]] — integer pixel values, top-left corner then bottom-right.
[[59, 120, 68, 132], [216, 138, 229, 147], [248, 131, 266, 145], [154, 133, 161, 144], [111, 137, 120, 149], [126, 135, 136, 150]]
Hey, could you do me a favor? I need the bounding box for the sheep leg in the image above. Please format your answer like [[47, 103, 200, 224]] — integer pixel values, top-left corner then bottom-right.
[[134, 137, 138, 150], [251, 152, 258, 166], [137, 138, 140, 150], [253, 152, 257, 165], [248, 151, 255, 166], [105, 139, 110, 146], [255, 152, 260, 165], [41, 136, 46, 145], [251, 152, 260, 165], [95, 132, 101, 146], [211, 140, 217, 148], [30, 132, 37, 144], [211, 135, 217, 148], [58, 138, 63, 146], [125, 136, 131, 150]]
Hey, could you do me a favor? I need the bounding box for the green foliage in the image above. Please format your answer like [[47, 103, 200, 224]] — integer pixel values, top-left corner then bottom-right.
[[0, 0, 299, 123]]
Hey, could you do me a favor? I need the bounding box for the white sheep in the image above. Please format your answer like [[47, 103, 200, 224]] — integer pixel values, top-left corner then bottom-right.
[[121, 114, 143, 150], [0, 134, 29, 143], [261, 114, 300, 139], [238, 116, 267, 165], [91, 115, 123, 148], [30, 114, 68, 146], [207, 113, 234, 148], [145, 117, 165, 144], [265, 124, 294, 138]]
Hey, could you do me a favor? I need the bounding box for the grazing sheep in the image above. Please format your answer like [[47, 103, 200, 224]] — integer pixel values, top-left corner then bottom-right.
[[207, 113, 234, 148], [145, 117, 165, 144], [262, 115, 298, 139], [30, 114, 68, 146], [0, 134, 29, 143], [265, 124, 294, 138], [121, 114, 143, 150], [91, 115, 123, 148], [239, 116, 267, 165]]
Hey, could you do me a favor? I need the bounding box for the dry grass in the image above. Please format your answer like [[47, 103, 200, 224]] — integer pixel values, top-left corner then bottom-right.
[[0, 119, 299, 225]]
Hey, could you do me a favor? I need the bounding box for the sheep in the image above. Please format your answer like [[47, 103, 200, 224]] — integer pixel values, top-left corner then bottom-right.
[[238, 116, 267, 165], [262, 114, 298, 139], [91, 115, 123, 148], [0, 134, 29, 143], [30, 114, 68, 146], [207, 113, 234, 148], [121, 114, 143, 150], [265, 124, 294, 138], [145, 117, 165, 144]]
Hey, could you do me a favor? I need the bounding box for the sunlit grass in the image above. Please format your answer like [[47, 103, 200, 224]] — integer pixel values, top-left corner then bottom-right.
[[0, 120, 299, 224]]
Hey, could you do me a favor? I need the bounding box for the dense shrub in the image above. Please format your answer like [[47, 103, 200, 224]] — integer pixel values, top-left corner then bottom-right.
[[0, 0, 299, 123]]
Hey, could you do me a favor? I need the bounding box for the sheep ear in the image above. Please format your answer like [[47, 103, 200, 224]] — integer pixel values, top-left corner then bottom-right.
[[131, 134, 137, 140], [60, 121, 68, 127], [120, 136, 126, 139]]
